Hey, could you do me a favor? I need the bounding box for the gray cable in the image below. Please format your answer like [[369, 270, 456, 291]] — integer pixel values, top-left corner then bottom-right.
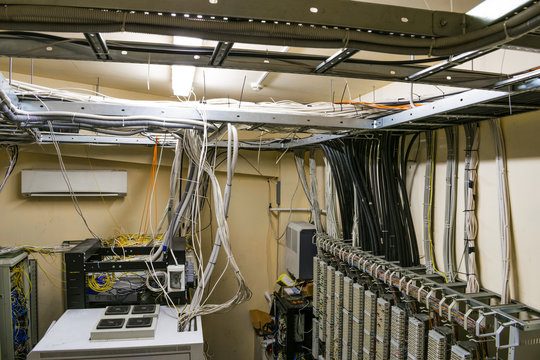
[[423, 131, 435, 274], [443, 127, 458, 282]]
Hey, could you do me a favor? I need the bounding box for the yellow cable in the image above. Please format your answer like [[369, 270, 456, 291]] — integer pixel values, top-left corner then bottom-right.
[[427, 133, 448, 283]]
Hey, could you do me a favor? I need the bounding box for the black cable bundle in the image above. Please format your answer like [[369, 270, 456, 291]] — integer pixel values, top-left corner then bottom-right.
[[321, 141, 356, 242], [321, 134, 419, 267]]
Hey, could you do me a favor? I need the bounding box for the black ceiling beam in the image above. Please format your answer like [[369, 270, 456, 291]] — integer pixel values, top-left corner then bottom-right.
[[405, 48, 497, 82], [502, 31, 540, 52], [209, 41, 234, 67], [1, 0, 489, 37], [0, 35, 509, 89], [83, 33, 111, 61], [314, 48, 359, 74]]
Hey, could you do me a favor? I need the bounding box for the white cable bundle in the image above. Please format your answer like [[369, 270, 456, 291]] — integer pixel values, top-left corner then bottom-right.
[[178, 123, 251, 330], [489, 119, 512, 304], [0, 145, 18, 192], [324, 158, 340, 239], [351, 187, 359, 247], [423, 131, 435, 274], [9, 79, 382, 120], [294, 151, 322, 233], [309, 151, 323, 233], [464, 124, 480, 293]]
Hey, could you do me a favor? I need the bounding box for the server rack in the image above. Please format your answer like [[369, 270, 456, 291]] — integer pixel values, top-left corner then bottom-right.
[[0, 251, 37, 360], [274, 291, 313, 360], [64, 238, 186, 309]]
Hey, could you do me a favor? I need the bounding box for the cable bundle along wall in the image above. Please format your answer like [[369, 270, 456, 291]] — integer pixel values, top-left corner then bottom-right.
[[463, 123, 480, 293], [423, 131, 436, 275], [489, 119, 512, 304], [443, 127, 459, 282]]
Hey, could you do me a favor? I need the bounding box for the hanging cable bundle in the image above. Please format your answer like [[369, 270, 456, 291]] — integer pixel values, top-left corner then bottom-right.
[[321, 135, 419, 267], [324, 157, 340, 239], [464, 123, 480, 293], [489, 119, 512, 304], [423, 131, 436, 274], [0, 144, 19, 193], [294, 150, 323, 233], [443, 127, 459, 282]]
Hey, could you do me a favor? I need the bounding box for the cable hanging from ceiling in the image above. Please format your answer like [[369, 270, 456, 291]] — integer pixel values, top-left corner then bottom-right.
[[442, 127, 459, 283], [464, 123, 480, 293], [489, 118, 512, 304], [0, 144, 18, 193], [320, 134, 420, 267], [423, 130, 436, 275]]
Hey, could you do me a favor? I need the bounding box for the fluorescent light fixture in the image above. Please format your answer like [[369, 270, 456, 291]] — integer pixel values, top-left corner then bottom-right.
[[466, 0, 530, 22], [172, 36, 203, 96]]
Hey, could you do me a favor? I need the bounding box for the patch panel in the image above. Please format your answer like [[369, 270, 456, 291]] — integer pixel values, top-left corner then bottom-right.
[[313, 318, 320, 358], [318, 260, 327, 342], [407, 313, 430, 360], [390, 306, 408, 360], [375, 297, 392, 360], [313, 257, 319, 317], [450, 341, 478, 360], [363, 290, 377, 360], [326, 265, 336, 359], [427, 327, 453, 360], [334, 271, 345, 359], [343, 276, 354, 360]]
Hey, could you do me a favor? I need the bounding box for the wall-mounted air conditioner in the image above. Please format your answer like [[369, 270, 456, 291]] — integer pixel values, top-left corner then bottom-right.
[[21, 170, 127, 197]]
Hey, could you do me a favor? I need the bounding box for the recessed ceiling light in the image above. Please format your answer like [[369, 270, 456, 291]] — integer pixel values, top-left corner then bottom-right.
[[264, 59, 270, 64], [467, 0, 529, 22], [121, 50, 128, 55], [172, 36, 203, 97], [446, 76, 452, 80], [310, 7, 319, 13], [390, 70, 396, 75], [46, 46, 53, 51], [209, 0, 218, 3]]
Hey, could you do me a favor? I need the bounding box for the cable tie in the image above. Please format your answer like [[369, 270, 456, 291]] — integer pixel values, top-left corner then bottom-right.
[[503, 21, 510, 40], [428, 39, 435, 57], [342, 31, 350, 48], [121, 12, 128, 32]]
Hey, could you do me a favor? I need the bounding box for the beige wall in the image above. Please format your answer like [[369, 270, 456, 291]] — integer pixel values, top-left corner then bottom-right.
[[198, 151, 313, 359], [408, 110, 540, 310], [0, 144, 174, 335], [0, 140, 313, 358]]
